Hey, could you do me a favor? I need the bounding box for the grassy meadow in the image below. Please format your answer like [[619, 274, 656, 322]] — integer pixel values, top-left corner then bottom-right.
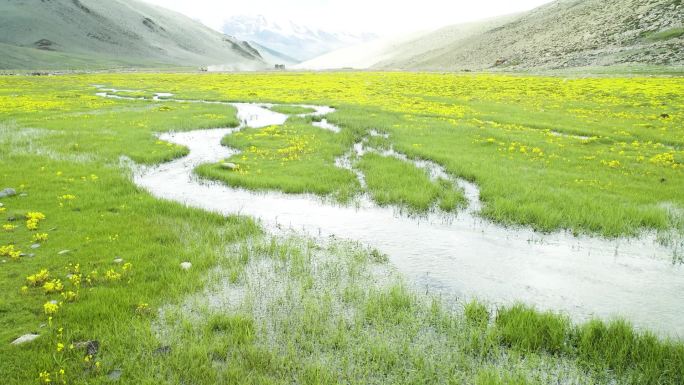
[[1, 72, 683, 384]]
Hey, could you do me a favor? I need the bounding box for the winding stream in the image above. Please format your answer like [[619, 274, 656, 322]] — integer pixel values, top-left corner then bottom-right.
[[96, 88, 684, 337]]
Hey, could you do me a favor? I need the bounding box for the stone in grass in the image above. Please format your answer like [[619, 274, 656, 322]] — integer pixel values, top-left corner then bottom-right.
[[108, 369, 122, 381], [113, 258, 124, 264], [30, 244, 41, 249], [180, 262, 192, 270], [153, 345, 171, 356], [220, 162, 238, 171], [74, 340, 99, 356], [11, 334, 39, 345], [0, 188, 16, 198]]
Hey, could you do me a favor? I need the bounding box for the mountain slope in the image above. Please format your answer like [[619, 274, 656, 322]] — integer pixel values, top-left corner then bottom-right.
[[294, 32, 432, 70], [223, 15, 376, 62], [296, 16, 518, 70], [375, 0, 683, 71], [249, 41, 300, 66], [0, 0, 266, 70]]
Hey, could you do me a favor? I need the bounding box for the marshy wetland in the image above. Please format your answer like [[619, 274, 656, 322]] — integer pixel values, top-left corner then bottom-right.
[[1, 73, 683, 384]]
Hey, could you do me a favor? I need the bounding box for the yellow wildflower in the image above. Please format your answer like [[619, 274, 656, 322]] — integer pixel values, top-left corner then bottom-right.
[[0, 244, 22, 260], [33, 233, 49, 242], [61, 290, 78, 302], [43, 301, 59, 316], [27, 269, 50, 286], [26, 218, 39, 230], [69, 273, 82, 288], [135, 302, 150, 315], [43, 279, 64, 294], [26, 212, 46, 221], [38, 371, 51, 383], [104, 269, 121, 281]]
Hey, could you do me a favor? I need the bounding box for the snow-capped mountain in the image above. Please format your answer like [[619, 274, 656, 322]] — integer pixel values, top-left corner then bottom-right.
[[222, 15, 377, 63]]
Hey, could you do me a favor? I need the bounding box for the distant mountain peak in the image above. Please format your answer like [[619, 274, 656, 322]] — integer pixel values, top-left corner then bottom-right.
[[222, 14, 377, 62]]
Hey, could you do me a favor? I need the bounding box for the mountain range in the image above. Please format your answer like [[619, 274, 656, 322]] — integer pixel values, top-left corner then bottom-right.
[[0, 0, 266, 70], [222, 15, 377, 63], [1, 0, 681, 72], [300, 0, 684, 71]]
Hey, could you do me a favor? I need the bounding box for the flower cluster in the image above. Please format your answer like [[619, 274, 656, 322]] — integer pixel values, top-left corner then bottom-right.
[[0, 244, 22, 260], [25, 211, 46, 230]]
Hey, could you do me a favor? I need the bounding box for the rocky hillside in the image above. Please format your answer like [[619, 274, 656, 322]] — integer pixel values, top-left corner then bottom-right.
[[375, 0, 683, 71], [0, 0, 266, 70]]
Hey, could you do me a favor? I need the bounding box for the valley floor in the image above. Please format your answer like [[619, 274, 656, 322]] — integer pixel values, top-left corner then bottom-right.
[[0, 72, 683, 384]]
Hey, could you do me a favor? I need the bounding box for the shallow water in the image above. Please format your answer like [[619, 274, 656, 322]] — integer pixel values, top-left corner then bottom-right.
[[94, 89, 684, 337]]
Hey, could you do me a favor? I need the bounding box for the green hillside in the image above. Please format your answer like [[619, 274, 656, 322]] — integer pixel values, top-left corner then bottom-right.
[[0, 0, 266, 70]]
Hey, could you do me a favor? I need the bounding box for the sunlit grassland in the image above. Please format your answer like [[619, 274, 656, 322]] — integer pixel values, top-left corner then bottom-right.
[[357, 153, 466, 212], [268, 104, 317, 115], [35, 71, 681, 237], [196, 117, 362, 202], [0, 72, 683, 384]]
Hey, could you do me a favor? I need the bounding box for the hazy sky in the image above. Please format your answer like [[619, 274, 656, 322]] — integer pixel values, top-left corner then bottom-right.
[[142, 0, 555, 34]]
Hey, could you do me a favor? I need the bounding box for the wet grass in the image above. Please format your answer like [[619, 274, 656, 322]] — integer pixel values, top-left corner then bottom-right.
[[5, 73, 683, 237], [1, 73, 683, 384], [195, 117, 362, 202], [327, 103, 684, 237], [152, 234, 684, 385], [357, 153, 466, 212], [492, 304, 684, 385], [268, 105, 316, 115], [0, 92, 263, 383]]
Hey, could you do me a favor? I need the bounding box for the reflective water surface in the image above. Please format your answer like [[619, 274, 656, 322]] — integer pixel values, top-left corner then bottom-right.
[[95, 89, 683, 337]]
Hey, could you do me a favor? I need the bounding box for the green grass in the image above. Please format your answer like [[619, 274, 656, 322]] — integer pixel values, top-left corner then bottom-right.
[[195, 118, 362, 202], [269, 105, 317, 115], [21, 72, 681, 237], [496, 304, 571, 354], [1, 72, 683, 384], [491, 303, 684, 385], [357, 153, 466, 212], [644, 27, 684, 42], [328, 102, 684, 237]]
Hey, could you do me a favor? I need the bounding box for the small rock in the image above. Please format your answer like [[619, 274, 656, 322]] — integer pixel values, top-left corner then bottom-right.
[[58, 250, 71, 255], [220, 162, 238, 171], [180, 262, 192, 270], [74, 340, 99, 356], [30, 244, 41, 249], [153, 345, 171, 356], [11, 334, 39, 345], [0, 188, 16, 198], [113, 258, 124, 264], [107, 369, 122, 381]]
